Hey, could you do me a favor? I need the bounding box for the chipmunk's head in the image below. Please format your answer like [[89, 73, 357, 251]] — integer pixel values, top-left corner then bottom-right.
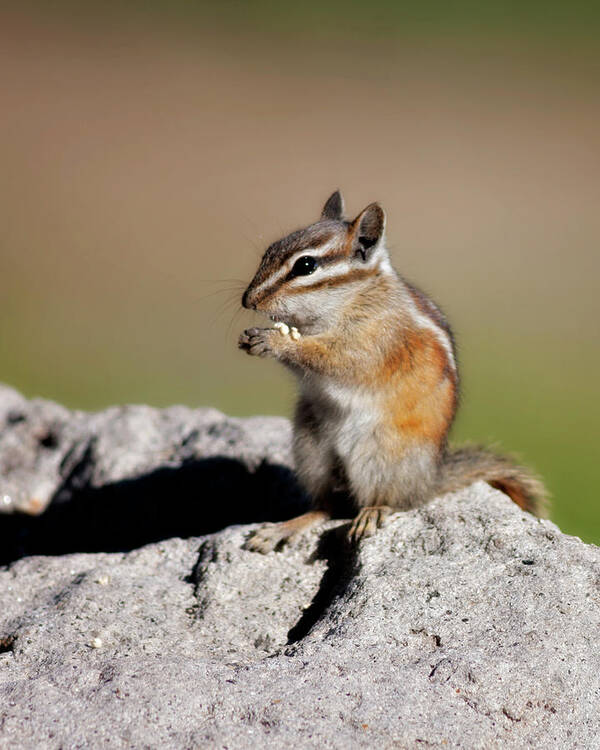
[[242, 191, 392, 334]]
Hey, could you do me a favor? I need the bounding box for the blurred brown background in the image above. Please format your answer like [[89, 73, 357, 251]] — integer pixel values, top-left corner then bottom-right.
[[1, 3, 598, 540]]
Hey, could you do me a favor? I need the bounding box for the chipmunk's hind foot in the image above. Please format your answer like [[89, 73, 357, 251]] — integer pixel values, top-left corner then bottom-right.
[[348, 505, 392, 544], [243, 510, 330, 554]]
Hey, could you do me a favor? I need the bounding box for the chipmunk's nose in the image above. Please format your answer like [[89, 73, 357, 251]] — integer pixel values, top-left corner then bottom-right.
[[242, 289, 256, 310]]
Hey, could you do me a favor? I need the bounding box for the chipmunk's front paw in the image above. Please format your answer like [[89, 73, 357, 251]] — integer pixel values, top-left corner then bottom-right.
[[239, 327, 276, 357], [348, 505, 392, 544]]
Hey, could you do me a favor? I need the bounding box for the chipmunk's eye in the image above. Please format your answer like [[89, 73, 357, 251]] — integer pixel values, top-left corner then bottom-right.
[[290, 256, 318, 278]]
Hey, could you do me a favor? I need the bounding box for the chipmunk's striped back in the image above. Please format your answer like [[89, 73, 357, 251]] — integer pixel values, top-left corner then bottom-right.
[[240, 191, 548, 551]]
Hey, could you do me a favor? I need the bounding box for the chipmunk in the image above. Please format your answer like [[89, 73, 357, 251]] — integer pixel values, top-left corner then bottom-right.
[[239, 191, 547, 552]]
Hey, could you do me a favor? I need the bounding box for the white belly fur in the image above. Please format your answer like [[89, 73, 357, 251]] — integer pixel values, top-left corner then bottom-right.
[[300, 376, 437, 509]]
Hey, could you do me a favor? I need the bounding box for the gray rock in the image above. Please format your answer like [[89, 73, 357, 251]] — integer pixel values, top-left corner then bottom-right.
[[1, 386, 599, 748], [0, 383, 294, 515], [0, 384, 305, 564]]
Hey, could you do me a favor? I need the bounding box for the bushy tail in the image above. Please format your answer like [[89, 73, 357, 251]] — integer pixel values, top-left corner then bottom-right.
[[438, 445, 549, 517]]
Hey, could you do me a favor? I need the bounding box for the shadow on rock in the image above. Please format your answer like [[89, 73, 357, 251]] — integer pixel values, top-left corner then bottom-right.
[[0, 457, 308, 565], [286, 524, 357, 646]]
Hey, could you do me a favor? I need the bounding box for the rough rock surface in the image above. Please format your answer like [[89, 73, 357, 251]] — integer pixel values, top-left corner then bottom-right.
[[1, 384, 599, 748], [0, 384, 304, 564]]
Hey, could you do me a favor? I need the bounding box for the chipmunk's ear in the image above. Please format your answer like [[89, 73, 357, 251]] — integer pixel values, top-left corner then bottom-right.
[[352, 203, 385, 261], [321, 190, 345, 221]]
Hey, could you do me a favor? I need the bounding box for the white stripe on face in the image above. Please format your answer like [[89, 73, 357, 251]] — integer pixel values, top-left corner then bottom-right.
[[250, 238, 340, 299], [252, 236, 388, 300], [277, 241, 389, 291], [287, 259, 355, 288]]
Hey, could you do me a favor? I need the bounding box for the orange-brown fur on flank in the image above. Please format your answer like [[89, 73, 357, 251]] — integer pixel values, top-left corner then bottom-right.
[[366, 332, 455, 461], [239, 191, 549, 551]]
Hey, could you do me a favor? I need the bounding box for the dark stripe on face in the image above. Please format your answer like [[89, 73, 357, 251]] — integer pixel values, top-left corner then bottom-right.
[[259, 225, 338, 275], [250, 247, 349, 305], [284, 266, 379, 295]]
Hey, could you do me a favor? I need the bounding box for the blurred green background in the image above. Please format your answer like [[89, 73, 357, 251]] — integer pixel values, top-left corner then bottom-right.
[[1, 3, 598, 541]]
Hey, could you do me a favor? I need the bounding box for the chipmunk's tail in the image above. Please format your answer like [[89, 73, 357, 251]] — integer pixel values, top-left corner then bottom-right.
[[438, 445, 549, 517]]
